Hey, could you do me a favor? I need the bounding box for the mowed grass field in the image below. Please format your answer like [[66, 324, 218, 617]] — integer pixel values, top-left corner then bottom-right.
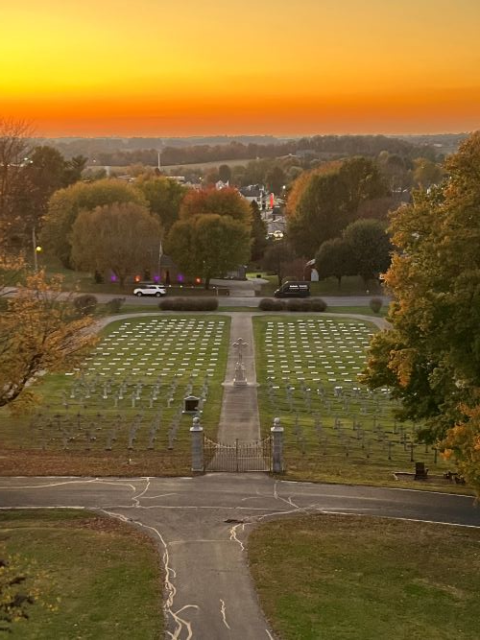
[[248, 515, 480, 640], [0, 510, 163, 639]]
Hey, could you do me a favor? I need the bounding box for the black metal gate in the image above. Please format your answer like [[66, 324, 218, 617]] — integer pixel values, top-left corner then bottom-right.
[[204, 436, 271, 472]]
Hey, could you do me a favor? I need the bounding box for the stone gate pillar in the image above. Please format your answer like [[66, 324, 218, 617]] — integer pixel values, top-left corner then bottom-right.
[[271, 417, 284, 473], [190, 416, 204, 472]]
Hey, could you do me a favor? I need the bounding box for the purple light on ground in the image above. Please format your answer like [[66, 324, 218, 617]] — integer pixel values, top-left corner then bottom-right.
[[177, 274, 184, 283], [110, 274, 117, 282], [153, 274, 160, 283]]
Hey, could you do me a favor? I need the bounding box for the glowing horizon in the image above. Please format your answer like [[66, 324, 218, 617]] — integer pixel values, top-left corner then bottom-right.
[[1, 0, 479, 137]]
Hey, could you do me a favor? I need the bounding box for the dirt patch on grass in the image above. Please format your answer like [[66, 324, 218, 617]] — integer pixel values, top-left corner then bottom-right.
[[62, 515, 155, 545], [0, 449, 190, 476]]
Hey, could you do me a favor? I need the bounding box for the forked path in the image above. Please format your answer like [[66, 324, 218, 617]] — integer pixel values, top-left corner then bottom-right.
[[0, 476, 478, 640]]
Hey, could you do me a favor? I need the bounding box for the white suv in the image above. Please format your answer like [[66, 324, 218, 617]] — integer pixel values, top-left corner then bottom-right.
[[133, 284, 167, 297]]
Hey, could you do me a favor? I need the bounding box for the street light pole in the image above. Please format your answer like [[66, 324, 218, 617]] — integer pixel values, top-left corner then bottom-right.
[[32, 227, 38, 272], [32, 227, 42, 272], [157, 239, 163, 282]]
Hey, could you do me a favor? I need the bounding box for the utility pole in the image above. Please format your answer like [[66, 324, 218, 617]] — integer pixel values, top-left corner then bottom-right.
[[157, 239, 163, 282], [32, 227, 42, 272], [157, 140, 163, 171], [32, 228, 38, 272]]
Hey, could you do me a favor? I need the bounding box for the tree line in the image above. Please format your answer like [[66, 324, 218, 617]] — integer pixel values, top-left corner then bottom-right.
[[39, 179, 262, 289], [48, 135, 436, 167]]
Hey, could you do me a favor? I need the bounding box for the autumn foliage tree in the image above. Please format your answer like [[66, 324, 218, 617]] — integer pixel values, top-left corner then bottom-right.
[[0, 270, 96, 410], [250, 201, 268, 262], [315, 237, 355, 288], [361, 132, 480, 494], [342, 218, 391, 284], [179, 187, 252, 227], [41, 179, 147, 268], [71, 202, 162, 287], [412, 157, 444, 189], [262, 240, 299, 286], [135, 175, 187, 234], [166, 186, 253, 286], [285, 161, 341, 218], [166, 214, 251, 289], [286, 158, 389, 257], [0, 118, 33, 248]]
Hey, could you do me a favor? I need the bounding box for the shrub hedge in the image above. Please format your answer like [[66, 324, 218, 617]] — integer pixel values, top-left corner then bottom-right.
[[310, 298, 328, 312], [258, 298, 327, 312], [259, 298, 285, 311], [285, 299, 307, 312], [74, 294, 98, 316], [369, 297, 383, 314], [159, 297, 219, 311], [105, 297, 126, 314]]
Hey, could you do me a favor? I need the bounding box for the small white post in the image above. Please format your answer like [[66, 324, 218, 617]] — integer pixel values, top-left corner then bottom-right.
[[271, 417, 284, 473], [190, 416, 204, 472]]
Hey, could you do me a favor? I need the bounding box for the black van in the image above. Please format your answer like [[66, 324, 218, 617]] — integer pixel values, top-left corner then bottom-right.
[[274, 281, 310, 298]]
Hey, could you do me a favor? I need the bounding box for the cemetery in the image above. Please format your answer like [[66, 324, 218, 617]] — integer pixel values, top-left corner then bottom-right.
[[253, 316, 450, 483], [0, 316, 230, 473], [0, 312, 454, 483]]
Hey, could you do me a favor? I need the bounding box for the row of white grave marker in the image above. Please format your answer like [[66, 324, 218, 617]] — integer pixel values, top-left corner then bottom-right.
[[263, 318, 373, 382], [70, 318, 227, 379]]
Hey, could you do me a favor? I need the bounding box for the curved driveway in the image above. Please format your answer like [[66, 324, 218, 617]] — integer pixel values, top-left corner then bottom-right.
[[0, 474, 478, 640]]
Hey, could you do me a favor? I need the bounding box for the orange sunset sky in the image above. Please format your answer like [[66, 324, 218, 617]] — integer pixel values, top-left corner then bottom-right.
[[1, 0, 480, 137]]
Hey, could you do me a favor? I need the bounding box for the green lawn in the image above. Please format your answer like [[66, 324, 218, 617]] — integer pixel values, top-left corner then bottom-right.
[[0, 510, 162, 639], [249, 515, 480, 640], [326, 306, 389, 317]]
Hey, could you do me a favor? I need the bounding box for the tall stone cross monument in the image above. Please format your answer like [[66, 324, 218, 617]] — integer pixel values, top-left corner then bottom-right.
[[233, 338, 248, 387]]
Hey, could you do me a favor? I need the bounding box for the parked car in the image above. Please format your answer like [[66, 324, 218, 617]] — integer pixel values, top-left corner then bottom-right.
[[274, 281, 310, 298], [133, 284, 167, 297]]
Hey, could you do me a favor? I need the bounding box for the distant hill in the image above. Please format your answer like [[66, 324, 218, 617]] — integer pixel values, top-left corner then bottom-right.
[[30, 134, 440, 165], [395, 133, 469, 156]]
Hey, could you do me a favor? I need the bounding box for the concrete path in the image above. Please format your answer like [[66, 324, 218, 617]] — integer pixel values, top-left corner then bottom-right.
[[217, 313, 261, 445], [0, 475, 478, 640]]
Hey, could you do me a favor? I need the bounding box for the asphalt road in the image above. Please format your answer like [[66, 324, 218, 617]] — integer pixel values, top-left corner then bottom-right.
[[3, 285, 389, 308], [0, 475, 478, 640]]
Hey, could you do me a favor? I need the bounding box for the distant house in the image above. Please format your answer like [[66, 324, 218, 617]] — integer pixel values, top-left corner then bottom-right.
[[294, 149, 316, 160], [158, 254, 179, 284], [239, 184, 266, 209], [304, 259, 319, 281], [225, 264, 248, 280]]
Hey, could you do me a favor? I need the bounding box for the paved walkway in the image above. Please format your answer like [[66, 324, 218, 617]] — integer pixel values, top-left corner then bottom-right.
[[217, 313, 261, 444], [0, 475, 478, 640]]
